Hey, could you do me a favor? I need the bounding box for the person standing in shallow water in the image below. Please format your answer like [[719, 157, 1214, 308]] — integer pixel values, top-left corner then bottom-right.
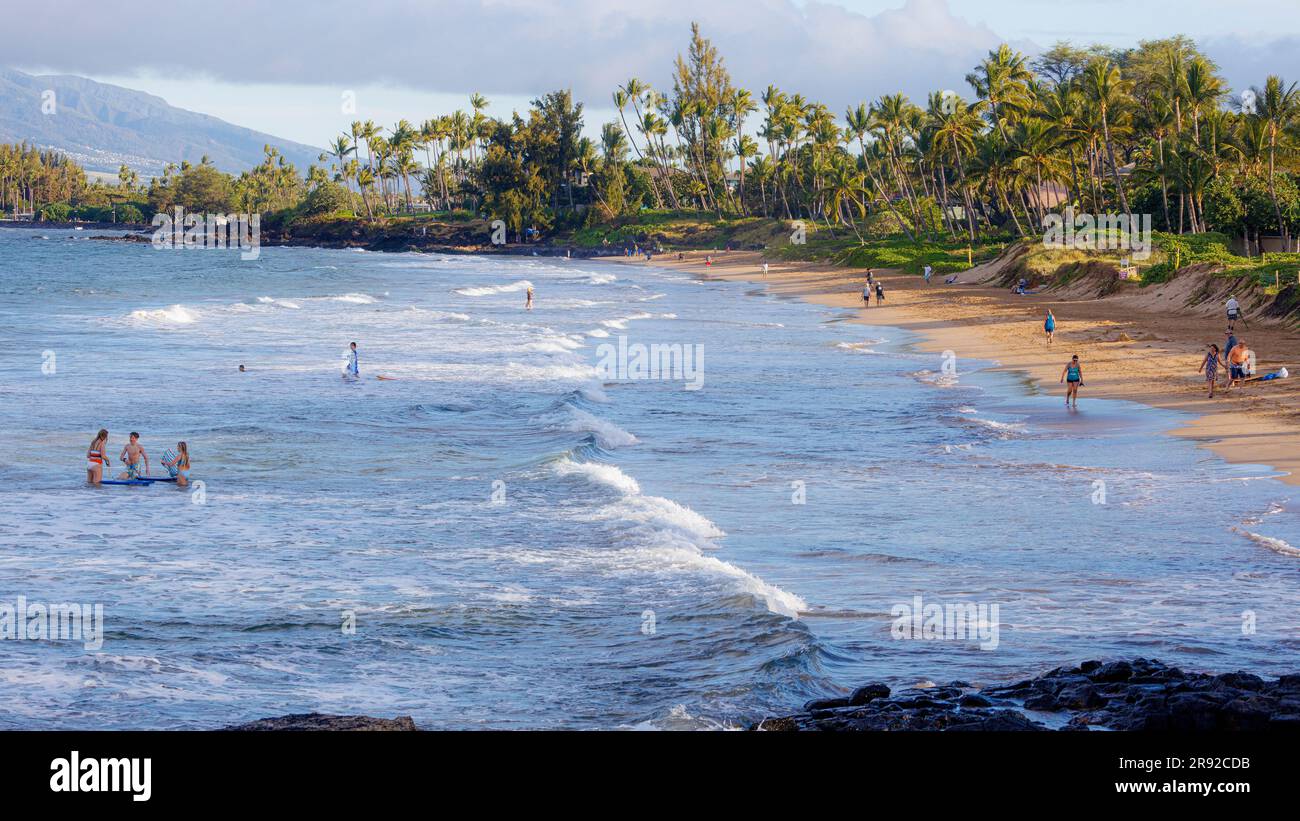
[[1044, 309, 1055, 345], [1060, 355, 1083, 408], [345, 342, 359, 378], [86, 428, 109, 485], [525, 285, 533, 311]]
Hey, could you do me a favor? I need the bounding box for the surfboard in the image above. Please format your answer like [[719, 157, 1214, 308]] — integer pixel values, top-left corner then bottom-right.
[[99, 479, 154, 486], [376, 375, 398, 381]]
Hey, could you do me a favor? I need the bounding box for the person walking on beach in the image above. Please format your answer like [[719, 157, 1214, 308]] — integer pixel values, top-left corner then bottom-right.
[[875, 282, 885, 304], [923, 264, 933, 286], [86, 428, 109, 485], [1226, 295, 1243, 330], [1226, 337, 1249, 388], [1059, 355, 1084, 408], [1199, 344, 1222, 398], [762, 261, 769, 278], [862, 280, 871, 307], [866, 269, 874, 287], [1044, 309, 1056, 346]]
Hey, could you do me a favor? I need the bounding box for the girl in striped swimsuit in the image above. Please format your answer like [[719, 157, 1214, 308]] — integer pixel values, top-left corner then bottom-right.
[[86, 429, 109, 485]]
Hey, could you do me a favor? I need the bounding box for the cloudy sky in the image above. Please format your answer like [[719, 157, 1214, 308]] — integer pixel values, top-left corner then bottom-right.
[[4, 0, 1298, 147]]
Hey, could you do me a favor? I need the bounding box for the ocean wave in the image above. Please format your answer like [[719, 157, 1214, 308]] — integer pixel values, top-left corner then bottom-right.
[[129, 304, 199, 325], [455, 279, 533, 297], [565, 407, 638, 449], [255, 297, 301, 309], [327, 293, 380, 304], [1233, 528, 1300, 557], [553, 457, 640, 494]]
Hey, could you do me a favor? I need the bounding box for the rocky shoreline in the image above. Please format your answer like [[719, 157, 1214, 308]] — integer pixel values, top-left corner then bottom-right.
[[215, 660, 1300, 731], [754, 658, 1300, 731]]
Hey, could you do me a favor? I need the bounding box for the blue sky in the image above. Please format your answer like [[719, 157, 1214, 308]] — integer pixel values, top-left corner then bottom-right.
[[6, 0, 1299, 150]]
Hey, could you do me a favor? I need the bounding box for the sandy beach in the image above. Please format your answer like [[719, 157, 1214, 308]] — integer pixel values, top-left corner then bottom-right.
[[619, 250, 1300, 486]]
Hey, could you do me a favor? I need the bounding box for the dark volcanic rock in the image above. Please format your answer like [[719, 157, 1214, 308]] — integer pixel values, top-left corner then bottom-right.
[[221, 713, 419, 731], [755, 658, 1300, 732]]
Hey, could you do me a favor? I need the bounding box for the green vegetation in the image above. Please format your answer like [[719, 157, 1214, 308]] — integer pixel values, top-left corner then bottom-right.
[[6, 24, 1300, 284]]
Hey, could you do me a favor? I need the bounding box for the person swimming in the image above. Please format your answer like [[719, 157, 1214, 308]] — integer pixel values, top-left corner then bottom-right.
[[118, 431, 150, 479], [86, 428, 109, 485], [164, 442, 192, 487], [1059, 355, 1083, 408]]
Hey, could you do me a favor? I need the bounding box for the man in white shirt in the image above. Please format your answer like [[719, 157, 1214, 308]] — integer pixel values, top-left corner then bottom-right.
[[1226, 296, 1242, 330]]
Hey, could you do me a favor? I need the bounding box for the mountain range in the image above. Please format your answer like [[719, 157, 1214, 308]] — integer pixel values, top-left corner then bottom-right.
[[0, 67, 323, 177]]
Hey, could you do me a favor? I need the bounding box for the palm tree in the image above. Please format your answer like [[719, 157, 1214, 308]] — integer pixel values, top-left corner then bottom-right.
[[1081, 58, 1133, 214], [1251, 76, 1300, 249]]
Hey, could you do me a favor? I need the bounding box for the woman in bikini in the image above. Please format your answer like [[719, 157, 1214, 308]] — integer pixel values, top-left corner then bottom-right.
[[164, 442, 192, 487], [1199, 343, 1221, 398], [86, 429, 109, 485], [1059, 355, 1083, 408]]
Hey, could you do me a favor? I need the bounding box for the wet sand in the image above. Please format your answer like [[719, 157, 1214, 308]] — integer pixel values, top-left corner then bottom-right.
[[617, 250, 1300, 486]]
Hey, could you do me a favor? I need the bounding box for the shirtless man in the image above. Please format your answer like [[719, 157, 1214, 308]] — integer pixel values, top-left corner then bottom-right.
[[118, 432, 150, 479], [1226, 338, 1250, 387]]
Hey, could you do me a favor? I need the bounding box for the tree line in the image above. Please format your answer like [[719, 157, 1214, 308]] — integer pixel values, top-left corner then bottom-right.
[[11, 26, 1300, 252]]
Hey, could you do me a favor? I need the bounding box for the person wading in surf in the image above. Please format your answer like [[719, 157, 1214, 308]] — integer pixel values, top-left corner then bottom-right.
[[1059, 355, 1084, 408], [86, 428, 109, 485], [118, 432, 150, 479]]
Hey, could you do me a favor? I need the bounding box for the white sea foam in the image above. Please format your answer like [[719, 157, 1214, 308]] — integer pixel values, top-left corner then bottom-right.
[[328, 293, 379, 304], [565, 407, 638, 448], [553, 458, 640, 494], [129, 304, 199, 325], [456, 279, 533, 297], [1234, 528, 1300, 557], [550, 457, 804, 618]]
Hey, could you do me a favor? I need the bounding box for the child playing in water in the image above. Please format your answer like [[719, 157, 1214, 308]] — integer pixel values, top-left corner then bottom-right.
[[163, 442, 192, 487], [118, 432, 150, 479]]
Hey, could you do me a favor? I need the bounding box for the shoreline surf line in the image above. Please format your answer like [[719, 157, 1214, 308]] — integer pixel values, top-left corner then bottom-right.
[[610, 250, 1300, 488]]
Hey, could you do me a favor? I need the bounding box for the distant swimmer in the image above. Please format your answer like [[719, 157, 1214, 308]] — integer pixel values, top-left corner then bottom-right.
[[118, 432, 150, 480], [526, 286, 534, 311], [238, 364, 246, 372], [86, 428, 109, 485], [1044, 309, 1055, 346], [1059, 355, 1084, 408], [163, 441, 191, 487], [345, 342, 359, 378]]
